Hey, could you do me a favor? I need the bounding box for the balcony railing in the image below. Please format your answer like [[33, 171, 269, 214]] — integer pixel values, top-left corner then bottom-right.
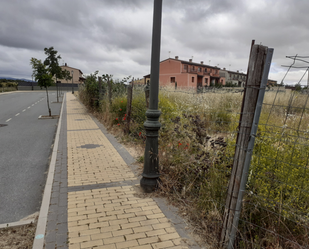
[[181, 68, 220, 77]]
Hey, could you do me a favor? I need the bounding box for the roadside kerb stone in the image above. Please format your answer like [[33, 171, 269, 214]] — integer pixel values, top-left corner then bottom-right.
[[32, 95, 66, 249]]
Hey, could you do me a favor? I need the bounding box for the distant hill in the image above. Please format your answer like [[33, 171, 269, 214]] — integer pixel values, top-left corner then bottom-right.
[[0, 77, 34, 82]]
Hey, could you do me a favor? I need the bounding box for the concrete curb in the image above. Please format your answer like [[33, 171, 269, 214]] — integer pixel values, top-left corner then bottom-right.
[[0, 219, 36, 229], [32, 94, 66, 249]]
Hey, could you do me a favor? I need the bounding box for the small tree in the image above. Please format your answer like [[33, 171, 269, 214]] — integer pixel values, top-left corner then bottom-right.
[[44, 47, 63, 102], [295, 83, 302, 92], [30, 58, 53, 116]]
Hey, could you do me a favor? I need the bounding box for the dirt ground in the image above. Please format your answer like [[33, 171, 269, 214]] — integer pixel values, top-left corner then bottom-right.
[[0, 212, 38, 249], [0, 222, 36, 249]]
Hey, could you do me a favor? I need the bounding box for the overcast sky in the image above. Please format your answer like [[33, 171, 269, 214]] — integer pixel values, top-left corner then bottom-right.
[[1, 0, 309, 85]]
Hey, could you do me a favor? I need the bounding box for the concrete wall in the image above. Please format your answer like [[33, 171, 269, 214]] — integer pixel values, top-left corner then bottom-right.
[[18, 83, 79, 91]]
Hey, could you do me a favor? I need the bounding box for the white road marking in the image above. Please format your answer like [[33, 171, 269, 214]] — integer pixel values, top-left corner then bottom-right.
[[28, 106, 31, 109], [32, 104, 34, 106], [6, 118, 11, 122], [15, 113, 20, 116], [22, 109, 26, 112]]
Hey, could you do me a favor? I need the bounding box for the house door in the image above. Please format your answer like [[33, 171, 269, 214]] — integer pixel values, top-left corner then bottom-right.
[[197, 76, 203, 88]]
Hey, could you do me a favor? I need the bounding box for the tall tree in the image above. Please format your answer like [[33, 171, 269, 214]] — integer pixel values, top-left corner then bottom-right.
[[44, 47, 63, 102], [30, 58, 53, 116]]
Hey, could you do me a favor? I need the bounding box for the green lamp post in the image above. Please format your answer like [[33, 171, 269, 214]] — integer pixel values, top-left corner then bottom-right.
[[140, 0, 163, 193]]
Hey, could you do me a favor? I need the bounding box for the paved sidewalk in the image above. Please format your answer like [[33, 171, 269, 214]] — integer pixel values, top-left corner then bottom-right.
[[41, 93, 200, 249]]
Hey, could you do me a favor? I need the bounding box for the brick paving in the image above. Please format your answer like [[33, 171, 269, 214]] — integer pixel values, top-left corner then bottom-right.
[[44, 93, 199, 249]]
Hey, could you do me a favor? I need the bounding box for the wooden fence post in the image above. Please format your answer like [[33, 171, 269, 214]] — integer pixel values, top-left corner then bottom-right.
[[144, 80, 150, 108], [98, 76, 102, 101], [125, 78, 134, 134], [107, 75, 112, 105], [220, 44, 268, 248]]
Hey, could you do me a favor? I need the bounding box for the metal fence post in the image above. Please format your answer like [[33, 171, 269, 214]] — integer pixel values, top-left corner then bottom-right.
[[125, 78, 134, 134]]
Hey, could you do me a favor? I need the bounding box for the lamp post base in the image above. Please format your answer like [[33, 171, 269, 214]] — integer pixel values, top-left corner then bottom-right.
[[140, 109, 161, 193], [140, 176, 159, 193]]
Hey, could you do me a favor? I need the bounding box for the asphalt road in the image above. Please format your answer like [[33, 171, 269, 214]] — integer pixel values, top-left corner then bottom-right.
[[0, 91, 62, 224]]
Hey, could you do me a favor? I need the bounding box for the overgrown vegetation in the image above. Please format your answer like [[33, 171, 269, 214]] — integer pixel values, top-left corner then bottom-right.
[[79, 71, 131, 108], [79, 84, 309, 248], [0, 82, 18, 92]]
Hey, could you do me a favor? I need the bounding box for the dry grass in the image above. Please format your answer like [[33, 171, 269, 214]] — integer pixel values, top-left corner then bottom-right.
[[79, 85, 309, 248], [0, 222, 36, 249]]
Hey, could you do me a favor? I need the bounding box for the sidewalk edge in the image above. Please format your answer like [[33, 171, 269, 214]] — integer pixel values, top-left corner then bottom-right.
[[32, 94, 66, 249]]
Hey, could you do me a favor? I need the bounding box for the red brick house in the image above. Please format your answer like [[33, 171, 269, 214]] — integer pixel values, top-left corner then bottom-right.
[[144, 56, 225, 89]]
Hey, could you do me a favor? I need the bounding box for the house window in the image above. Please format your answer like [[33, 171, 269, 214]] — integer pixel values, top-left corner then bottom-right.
[[204, 68, 207, 73], [205, 78, 208, 84], [171, 77, 175, 83], [198, 67, 201, 72], [184, 65, 188, 70], [192, 66, 195, 71], [192, 77, 194, 83]]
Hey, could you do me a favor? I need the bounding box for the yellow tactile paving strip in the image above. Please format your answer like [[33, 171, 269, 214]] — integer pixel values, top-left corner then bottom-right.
[[66, 96, 136, 187], [68, 186, 187, 249], [66, 93, 189, 249]]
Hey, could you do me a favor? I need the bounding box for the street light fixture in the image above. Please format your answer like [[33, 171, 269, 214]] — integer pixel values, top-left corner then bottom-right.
[[140, 0, 163, 193], [71, 70, 74, 94]]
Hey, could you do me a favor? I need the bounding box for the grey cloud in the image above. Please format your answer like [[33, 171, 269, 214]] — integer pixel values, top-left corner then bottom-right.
[[0, 0, 308, 84]]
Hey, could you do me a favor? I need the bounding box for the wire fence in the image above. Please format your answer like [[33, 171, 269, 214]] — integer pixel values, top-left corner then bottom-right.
[[235, 55, 309, 249], [157, 74, 309, 248]]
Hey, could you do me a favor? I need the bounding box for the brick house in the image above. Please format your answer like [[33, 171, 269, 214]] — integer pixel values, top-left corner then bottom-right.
[[220, 68, 277, 87], [220, 68, 247, 87], [57, 63, 85, 84], [144, 56, 225, 89]]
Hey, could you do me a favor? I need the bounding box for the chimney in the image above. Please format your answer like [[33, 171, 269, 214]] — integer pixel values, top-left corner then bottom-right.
[[223, 67, 226, 70], [237, 70, 239, 73], [65, 63, 67, 66], [201, 61, 204, 64], [175, 56, 179, 60], [189, 59, 192, 62]]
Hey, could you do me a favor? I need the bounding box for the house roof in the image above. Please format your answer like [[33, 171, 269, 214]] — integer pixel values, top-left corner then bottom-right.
[[220, 68, 277, 83], [60, 65, 83, 75], [226, 70, 246, 75], [161, 58, 219, 69], [219, 68, 246, 76]]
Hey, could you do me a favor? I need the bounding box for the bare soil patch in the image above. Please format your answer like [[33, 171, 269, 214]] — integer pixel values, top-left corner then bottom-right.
[[0, 222, 36, 249], [38, 115, 59, 119]]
